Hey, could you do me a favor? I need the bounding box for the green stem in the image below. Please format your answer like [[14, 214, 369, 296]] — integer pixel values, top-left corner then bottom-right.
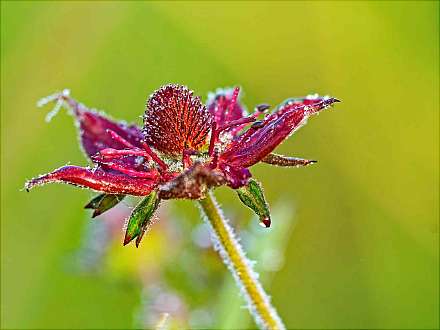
[[198, 192, 285, 330]]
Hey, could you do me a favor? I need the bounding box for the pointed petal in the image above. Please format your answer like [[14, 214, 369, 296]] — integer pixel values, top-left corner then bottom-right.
[[39, 91, 144, 159], [236, 179, 271, 227], [77, 110, 144, 158], [220, 96, 339, 168], [123, 191, 160, 247], [78, 111, 142, 157], [84, 193, 126, 218], [25, 166, 158, 196], [207, 87, 247, 137]]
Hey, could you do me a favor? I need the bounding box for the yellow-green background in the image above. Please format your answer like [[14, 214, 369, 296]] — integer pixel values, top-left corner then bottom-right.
[[1, 1, 438, 329]]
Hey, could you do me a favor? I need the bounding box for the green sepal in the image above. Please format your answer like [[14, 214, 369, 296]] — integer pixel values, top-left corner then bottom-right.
[[124, 191, 160, 247], [84, 194, 125, 218], [236, 179, 271, 227]]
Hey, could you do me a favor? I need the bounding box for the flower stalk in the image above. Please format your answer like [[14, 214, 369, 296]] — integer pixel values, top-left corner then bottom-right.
[[198, 192, 285, 330]]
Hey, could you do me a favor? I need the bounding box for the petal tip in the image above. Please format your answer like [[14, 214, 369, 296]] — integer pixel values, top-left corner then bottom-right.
[[24, 178, 40, 192]]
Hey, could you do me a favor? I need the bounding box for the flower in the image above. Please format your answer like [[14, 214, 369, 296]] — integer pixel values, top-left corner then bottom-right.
[[25, 85, 339, 246]]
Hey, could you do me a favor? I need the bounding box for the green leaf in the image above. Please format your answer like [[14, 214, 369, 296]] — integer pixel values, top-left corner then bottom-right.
[[236, 179, 271, 227], [124, 191, 160, 247], [84, 194, 125, 218]]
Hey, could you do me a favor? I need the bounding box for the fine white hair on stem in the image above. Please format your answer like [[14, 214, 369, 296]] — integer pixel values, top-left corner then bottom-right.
[[198, 191, 285, 330]]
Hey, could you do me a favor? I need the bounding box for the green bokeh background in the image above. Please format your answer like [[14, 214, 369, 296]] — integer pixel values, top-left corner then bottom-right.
[[1, 1, 438, 329]]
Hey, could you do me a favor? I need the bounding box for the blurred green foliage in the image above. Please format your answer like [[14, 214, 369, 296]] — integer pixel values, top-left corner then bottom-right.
[[1, 1, 438, 329]]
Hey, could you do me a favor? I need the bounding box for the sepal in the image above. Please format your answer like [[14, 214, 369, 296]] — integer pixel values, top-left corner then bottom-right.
[[84, 194, 125, 218], [124, 191, 160, 247], [262, 153, 317, 167], [236, 179, 271, 228]]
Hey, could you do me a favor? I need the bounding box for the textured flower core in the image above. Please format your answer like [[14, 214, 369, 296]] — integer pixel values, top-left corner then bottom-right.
[[144, 84, 211, 156]]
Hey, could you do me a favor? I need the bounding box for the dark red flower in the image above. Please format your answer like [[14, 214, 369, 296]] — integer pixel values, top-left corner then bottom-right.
[[26, 85, 339, 245]]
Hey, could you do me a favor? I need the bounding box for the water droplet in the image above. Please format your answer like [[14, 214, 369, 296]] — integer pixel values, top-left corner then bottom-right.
[[259, 217, 271, 228]]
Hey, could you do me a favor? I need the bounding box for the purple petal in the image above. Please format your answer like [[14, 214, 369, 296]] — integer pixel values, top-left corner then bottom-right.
[[25, 165, 159, 196], [76, 110, 143, 159], [218, 163, 252, 189], [40, 91, 144, 159], [220, 96, 339, 168], [207, 87, 247, 137]]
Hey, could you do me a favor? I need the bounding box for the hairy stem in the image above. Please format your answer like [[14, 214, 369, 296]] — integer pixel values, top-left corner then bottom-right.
[[198, 192, 285, 330]]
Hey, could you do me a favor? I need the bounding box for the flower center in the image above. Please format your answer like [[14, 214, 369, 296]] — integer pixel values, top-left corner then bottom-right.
[[143, 84, 212, 156]]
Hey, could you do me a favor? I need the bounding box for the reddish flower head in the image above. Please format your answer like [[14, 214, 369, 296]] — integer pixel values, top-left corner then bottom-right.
[[26, 85, 339, 245], [144, 85, 211, 155]]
